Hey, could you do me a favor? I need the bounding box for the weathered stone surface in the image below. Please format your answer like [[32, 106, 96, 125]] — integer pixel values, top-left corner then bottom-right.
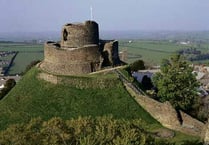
[[40, 41, 100, 75], [100, 40, 121, 66], [180, 111, 205, 137], [61, 21, 99, 48]]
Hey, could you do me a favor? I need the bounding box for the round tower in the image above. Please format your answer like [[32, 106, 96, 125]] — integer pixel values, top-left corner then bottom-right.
[[61, 21, 99, 48], [40, 21, 101, 76]]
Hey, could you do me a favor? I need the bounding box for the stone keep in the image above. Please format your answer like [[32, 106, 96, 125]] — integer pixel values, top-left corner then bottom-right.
[[40, 20, 123, 76], [40, 21, 101, 75], [61, 21, 99, 48]]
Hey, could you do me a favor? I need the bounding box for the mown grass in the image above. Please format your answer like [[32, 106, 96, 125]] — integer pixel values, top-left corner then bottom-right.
[[0, 67, 159, 130]]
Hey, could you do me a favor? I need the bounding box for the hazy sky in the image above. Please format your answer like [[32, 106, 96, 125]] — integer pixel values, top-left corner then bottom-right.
[[0, 0, 209, 33]]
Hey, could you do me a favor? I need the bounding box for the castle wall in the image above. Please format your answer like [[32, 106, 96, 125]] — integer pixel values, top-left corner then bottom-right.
[[105, 40, 120, 65], [100, 40, 121, 66], [124, 82, 206, 138], [40, 42, 100, 75], [180, 111, 206, 137], [61, 21, 99, 48]]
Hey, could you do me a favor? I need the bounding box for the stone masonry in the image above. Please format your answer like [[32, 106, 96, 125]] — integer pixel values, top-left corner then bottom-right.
[[40, 21, 123, 76]]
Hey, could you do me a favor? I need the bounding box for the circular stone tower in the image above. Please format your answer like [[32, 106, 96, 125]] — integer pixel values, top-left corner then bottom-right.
[[40, 21, 101, 76], [61, 21, 99, 48]]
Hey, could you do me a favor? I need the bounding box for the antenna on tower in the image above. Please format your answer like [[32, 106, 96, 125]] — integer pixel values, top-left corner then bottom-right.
[[90, 5, 93, 21]]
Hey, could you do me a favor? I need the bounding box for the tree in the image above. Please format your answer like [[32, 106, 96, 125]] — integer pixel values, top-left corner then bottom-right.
[[0, 79, 16, 100], [129, 59, 145, 72], [152, 54, 199, 111], [141, 75, 153, 90]]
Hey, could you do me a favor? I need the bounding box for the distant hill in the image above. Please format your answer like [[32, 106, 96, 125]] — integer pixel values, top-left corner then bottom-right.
[[0, 67, 158, 130], [101, 30, 209, 42], [1, 30, 209, 42]]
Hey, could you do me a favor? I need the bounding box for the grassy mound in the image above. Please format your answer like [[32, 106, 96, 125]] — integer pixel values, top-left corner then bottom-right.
[[0, 67, 158, 130]]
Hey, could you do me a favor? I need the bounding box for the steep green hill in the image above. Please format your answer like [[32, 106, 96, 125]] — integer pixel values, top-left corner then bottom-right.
[[0, 67, 158, 130]]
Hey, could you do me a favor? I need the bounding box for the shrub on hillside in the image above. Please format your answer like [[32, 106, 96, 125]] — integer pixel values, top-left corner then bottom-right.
[[0, 79, 16, 100], [129, 59, 146, 72], [0, 116, 177, 145], [141, 75, 153, 90]]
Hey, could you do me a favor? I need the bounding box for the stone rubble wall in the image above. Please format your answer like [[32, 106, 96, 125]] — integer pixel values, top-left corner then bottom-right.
[[180, 111, 206, 137], [124, 83, 206, 138], [103, 40, 121, 66], [38, 71, 120, 89]]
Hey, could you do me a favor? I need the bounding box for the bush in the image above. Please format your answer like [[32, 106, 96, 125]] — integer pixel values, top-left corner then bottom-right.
[[141, 75, 153, 90], [152, 55, 199, 111], [0, 116, 176, 145], [0, 79, 16, 100], [129, 60, 145, 72]]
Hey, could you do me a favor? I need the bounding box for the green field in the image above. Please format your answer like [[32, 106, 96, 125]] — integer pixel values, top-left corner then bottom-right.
[[0, 43, 43, 75], [119, 40, 209, 65]]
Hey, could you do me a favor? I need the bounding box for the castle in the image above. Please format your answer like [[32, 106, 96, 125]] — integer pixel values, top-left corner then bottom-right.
[[40, 20, 122, 76]]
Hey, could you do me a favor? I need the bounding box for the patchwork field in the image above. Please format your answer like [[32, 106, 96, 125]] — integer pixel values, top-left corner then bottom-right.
[[0, 43, 43, 75], [119, 40, 209, 65]]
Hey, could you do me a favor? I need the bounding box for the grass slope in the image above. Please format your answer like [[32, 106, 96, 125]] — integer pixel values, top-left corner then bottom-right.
[[0, 67, 158, 130]]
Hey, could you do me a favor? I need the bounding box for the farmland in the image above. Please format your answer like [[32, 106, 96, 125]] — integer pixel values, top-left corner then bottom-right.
[[119, 40, 209, 65], [0, 42, 43, 75]]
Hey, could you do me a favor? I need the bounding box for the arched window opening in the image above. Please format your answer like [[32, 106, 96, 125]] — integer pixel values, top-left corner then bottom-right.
[[63, 29, 68, 41]]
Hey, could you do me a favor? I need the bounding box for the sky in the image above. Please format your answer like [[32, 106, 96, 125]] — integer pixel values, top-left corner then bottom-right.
[[0, 0, 209, 33]]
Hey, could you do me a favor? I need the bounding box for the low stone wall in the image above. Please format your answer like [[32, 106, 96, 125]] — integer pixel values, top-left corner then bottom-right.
[[39, 72, 58, 84], [125, 83, 180, 128], [124, 83, 206, 138], [38, 71, 120, 89]]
